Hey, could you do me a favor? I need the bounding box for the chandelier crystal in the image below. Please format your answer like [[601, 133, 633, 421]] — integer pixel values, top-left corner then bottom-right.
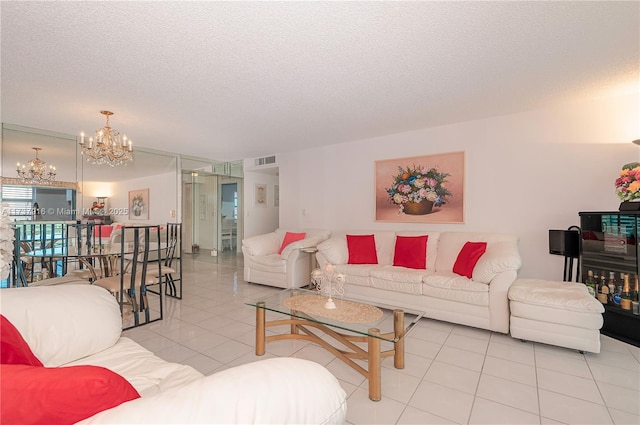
[[16, 147, 57, 185], [79, 110, 133, 166]]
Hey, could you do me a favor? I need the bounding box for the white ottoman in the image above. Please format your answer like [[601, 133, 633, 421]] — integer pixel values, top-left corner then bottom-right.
[[508, 279, 605, 353]]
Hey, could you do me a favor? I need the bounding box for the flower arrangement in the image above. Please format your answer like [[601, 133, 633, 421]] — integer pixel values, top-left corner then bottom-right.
[[91, 201, 105, 214], [0, 203, 15, 280], [131, 195, 145, 216], [386, 164, 451, 210], [615, 162, 640, 201]]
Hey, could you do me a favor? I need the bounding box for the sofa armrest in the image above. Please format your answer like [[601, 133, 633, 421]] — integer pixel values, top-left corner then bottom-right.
[[473, 241, 522, 284], [0, 285, 122, 367], [242, 232, 281, 256], [279, 235, 324, 259], [79, 358, 347, 425], [487, 269, 519, 334]]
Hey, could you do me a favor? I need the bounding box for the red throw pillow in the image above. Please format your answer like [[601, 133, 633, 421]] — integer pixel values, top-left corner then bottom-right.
[[453, 242, 488, 278], [95, 225, 113, 238], [0, 315, 43, 366], [1, 364, 140, 425], [278, 232, 306, 254], [346, 234, 378, 264], [393, 235, 428, 269]]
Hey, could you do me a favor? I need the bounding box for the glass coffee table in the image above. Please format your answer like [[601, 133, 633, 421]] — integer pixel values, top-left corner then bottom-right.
[[246, 288, 425, 401]]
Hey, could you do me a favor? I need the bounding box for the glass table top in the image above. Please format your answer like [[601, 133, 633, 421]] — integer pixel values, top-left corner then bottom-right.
[[246, 288, 425, 342]]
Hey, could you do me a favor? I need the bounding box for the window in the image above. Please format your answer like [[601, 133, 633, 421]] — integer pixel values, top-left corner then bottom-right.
[[1, 186, 34, 220], [233, 191, 238, 219]]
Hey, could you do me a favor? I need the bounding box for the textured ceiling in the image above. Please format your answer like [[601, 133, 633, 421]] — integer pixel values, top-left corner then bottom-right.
[[1, 1, 638, 161]]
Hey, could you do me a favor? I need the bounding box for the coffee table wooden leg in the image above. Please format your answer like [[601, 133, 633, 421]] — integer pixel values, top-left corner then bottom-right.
[[368, 328, 381, 401], [256, 302, 266, 356], [393, 309, 405, 369]]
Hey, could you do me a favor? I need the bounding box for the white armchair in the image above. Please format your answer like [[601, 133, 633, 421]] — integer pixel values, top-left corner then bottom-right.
[[242, 228, 331, 288]]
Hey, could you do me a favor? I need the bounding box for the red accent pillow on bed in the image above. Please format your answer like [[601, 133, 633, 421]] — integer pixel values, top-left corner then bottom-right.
[[0, 364, 140, 425], [0, 315, 43, 366]]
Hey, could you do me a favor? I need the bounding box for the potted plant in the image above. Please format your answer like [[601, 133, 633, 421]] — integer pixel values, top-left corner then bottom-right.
[[385, 164, 451, 215]]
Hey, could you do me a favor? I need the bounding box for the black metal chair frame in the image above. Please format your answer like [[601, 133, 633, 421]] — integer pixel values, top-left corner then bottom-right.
[[163, 222, 183, 299]]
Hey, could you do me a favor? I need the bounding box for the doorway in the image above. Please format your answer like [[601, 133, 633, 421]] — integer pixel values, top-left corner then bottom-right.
[[181, 165, 243, 257]]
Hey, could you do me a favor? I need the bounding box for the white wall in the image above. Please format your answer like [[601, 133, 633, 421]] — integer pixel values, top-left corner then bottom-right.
[[83, 171, 178, 225], [277, 92, 640, 280], [242, 167, 279, 238]]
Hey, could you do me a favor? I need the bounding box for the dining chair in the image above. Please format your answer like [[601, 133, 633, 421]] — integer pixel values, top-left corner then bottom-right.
[[221, 219, 235, 251], [93, 225, 163, 328], [161, 222, 182, 299]]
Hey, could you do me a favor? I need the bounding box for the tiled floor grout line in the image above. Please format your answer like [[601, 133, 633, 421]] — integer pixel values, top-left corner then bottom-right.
[[123, 255, 640, 425]]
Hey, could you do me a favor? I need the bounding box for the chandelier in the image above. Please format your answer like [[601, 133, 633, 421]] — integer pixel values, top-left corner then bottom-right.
[[79, 110, 133, 166], [16, 147, 57, 185]]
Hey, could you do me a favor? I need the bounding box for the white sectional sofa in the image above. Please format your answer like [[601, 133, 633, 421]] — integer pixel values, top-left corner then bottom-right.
[[316, 231, 522, 333], [0, 285, 347, 424], [243, 228, 331, 288]]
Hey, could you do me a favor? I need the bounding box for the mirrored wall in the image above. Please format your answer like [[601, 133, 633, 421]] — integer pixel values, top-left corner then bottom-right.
[[1, 123, 243, 255], [1, 123, 180, 225]]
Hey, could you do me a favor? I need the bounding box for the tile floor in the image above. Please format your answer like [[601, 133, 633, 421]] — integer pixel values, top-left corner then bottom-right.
[[123, 253, 640, 425]]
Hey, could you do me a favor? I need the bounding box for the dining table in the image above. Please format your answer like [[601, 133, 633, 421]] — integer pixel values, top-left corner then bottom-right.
[[21, 242, 137, 282]]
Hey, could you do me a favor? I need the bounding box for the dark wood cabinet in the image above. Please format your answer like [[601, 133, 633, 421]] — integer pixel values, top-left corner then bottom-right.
[[82, 215, 112, 224], [579, 211, 640, 347]]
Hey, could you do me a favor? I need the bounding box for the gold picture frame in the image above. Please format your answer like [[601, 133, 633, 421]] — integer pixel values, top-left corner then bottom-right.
[[128, 188, 149, 220], [375, 151, 465, 223]]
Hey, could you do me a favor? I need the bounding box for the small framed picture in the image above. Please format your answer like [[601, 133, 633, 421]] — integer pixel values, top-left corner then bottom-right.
[[129, 188, 149, 220], [255, 184, 267, 207]]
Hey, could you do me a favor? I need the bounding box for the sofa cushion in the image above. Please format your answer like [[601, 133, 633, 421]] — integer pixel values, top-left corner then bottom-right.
[[65, 337, 203, 397], [0, 285, 123, 367], [0, 364, 140, 425], [316, 237, 345, 265], [436, 232, 519, 275], [347, 235, 378, 264], [370, 266, 427, 294], [393, 235, 428, 269], [247, 254, 286, 272], [472, 241, 522, 284], [453, 242, 487, 278], [242, 232, 281, 256], [0, 315, 43, 366], [396, 231, 441, 271], [278, 232, 306, 254], [423, 273, 490, 306], [333, 264, 374, 287], [509, 279, 605, 314]]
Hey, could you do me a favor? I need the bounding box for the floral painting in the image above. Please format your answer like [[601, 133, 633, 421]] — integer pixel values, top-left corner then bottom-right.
[[375, 151, 465, 223], [129, 188, 149, 220]]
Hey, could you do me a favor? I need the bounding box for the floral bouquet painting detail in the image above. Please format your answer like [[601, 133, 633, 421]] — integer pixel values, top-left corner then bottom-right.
[[615, 162, 640, 202], [129, 189, 149, 220], [385, 164, 451, 215]]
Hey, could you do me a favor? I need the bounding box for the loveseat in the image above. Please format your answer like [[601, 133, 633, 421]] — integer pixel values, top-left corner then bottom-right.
[[316, 231, 522, 333], [243, 228, 331, 288], [0, 285, 347, 424]]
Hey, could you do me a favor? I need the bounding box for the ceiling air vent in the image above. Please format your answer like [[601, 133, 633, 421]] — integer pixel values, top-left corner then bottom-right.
[[255, 155, 276, 166]]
